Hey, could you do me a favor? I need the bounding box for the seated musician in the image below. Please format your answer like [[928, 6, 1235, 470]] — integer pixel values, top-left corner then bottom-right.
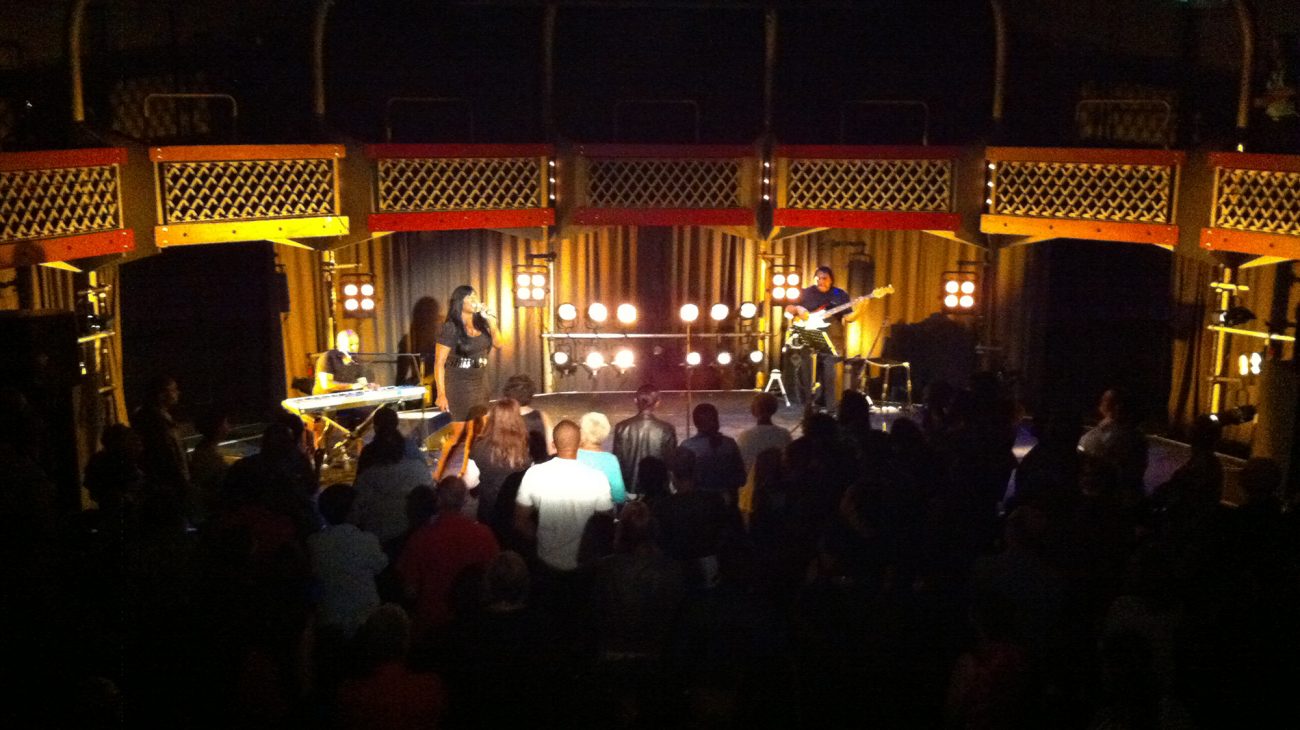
[[315, 329, 373, 394], [784, 266, 869, 412]]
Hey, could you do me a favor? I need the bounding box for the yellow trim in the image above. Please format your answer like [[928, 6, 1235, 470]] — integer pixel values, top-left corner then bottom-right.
[[1206, 325, 1296, 342], [155, 216, 349, 246], [39, 260, 83, 272]]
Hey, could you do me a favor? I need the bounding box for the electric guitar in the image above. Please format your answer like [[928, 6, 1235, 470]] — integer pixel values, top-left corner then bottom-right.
[[790, 285, 895, 332]]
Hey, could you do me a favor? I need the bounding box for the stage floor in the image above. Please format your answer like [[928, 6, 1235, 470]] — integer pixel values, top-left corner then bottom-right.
[[211, 389, 1243, 498]]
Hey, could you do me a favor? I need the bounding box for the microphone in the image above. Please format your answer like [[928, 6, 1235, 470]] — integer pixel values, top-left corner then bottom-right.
[[474, 303, 497, 319]]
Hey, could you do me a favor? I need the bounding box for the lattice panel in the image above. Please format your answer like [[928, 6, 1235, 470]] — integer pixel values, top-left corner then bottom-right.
[[586, 158, 742, 208], [159, 158, 336, 224], [1076, 100, 1174, 148], [1214, 168, 1300, 236], [1, 165, 121, 242], [992, 161, 1174, 223], [377, 157, 542, 212], [786, 159, 951, 211]]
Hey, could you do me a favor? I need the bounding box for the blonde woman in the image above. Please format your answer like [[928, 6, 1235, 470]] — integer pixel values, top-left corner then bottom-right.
[[578, 412, 627, 504]]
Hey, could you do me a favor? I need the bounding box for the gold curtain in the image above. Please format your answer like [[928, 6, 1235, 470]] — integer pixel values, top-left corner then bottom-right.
[[992, 242, 1049, 410], [1167, 253, 1218, 436], [278, 245, 328, 396]]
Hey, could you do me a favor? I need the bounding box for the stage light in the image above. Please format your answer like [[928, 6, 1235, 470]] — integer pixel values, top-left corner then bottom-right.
[[685, 351, 702, 366], [716, 351, 732, 365], [551, 348, 577, 376], [553, 350, 570, 366], [710, 303, 730, 321], [772, 273, 786, 287], [941, 271, 978, 314], [749, 349, 764, 364], [787, 273, 800, 286], [585, 350, 606, 370], [680, 303, 699, 323], [1251, 352, 1263, 375], [613, 348, 636, 371], [617, 303, 638, 325], [739, 301, 758, 319], [587, 302, 608, 323], [557, 303, 578, 322], [339, 273, 377, 318], [513, 264, 549, 307]]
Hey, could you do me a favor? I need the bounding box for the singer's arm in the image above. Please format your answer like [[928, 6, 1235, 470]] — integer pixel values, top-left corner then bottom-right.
[[486, 313, 504, 349], [433, 343, 450, 411]]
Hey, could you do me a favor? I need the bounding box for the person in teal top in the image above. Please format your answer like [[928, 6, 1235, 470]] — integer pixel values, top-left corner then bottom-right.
[[578, 411, 627, 504]]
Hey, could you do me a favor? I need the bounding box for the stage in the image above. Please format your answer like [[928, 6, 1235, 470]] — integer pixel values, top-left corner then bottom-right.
[[210, 389, 1245, 500]]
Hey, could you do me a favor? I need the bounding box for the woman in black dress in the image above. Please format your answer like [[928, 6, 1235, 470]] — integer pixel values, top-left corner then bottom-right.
[[433, 285, 502, 424]]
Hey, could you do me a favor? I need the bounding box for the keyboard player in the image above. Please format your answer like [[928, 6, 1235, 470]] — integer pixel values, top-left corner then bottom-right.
[[315, 329, 374, 394]]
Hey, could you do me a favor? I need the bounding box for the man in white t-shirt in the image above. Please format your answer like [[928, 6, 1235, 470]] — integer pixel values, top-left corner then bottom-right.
[[515, 420, 614, 571], [736, 392, 792, 474]]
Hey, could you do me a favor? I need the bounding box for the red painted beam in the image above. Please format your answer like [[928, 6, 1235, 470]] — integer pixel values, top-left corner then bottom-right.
[[150, 144, 344, 162], [775, 145, 961, 161], [570, 207, 752, 226], [0, 229, 134, 269], [369, 209, 555, 232], [774, 209, 960, 231], [574, 144, 754, 159], [986, 147, 1185, 167], [366, 144, 554, 159], [1207, 152, 1300, 173], [0, 148, 127, 171]]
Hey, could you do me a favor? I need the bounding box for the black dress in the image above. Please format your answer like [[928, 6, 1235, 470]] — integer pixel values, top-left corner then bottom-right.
[[437, 320, 494, 421]]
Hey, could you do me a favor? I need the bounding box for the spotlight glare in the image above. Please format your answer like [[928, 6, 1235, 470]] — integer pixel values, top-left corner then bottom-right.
[[344, 298, 359, 311], [787, 273, 800, 286], [587, 302, 608, 323], [360, 298, 376, 311], [516, 287, 529, 299], [772, 273, 786, 287], [614, 348, 635, 370], [1238, 354, 1250, 376], [531, 274, 546, 287], [557, 303, 578, 321], [944, 294, 960, 308], [552, 350, 570, 366], [945, 280, 960, 294], [680, 303, 699, 323], [617, 303, 637, 325], [516, 273, 530, 287], [528, 287, 543, 300], [585, 351, 606, 369], [958, 295, 975, 309], [960, 281, 976, 295], [360, 283, 375, 297], [773, 287, 787, 300], [716, 351, 732, 365], [710, 303, 730, 321], [749, 349, 764, 364], [343, 283, 359, 297], [739, 301, 758, 319], [685, 351, 702, 366]]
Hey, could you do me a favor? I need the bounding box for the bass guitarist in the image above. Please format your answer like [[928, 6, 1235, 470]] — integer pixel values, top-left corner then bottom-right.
[[785, 265, 871, 412]]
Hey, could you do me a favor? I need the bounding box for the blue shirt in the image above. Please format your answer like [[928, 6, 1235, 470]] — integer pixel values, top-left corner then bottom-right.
[[577, 449, 627, 504]]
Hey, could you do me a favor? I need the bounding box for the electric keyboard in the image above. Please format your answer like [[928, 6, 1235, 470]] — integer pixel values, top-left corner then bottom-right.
[[281, 385, 429, 416]]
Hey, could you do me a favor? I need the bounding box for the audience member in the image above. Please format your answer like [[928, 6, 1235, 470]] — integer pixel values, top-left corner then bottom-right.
[[1078, 387, 1148, 498], [468, 398, 532, 529], [307, 484, 388, 638], [578, 411, 627, 504], [337, 604, 446, 730], [515, 420, 614, 573], [349, 420, 435, 548], [680, 403, 746, 501], [504, 373, 555, 462], [612, 384, 677, 496], [131, 374, 191, 503], [736, 392, 792, 474], [189, 406, 230, 522], [397, 476, 500, 642]]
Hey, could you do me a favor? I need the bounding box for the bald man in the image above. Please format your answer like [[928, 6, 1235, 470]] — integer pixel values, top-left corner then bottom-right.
[[515, 420, 614, 572]]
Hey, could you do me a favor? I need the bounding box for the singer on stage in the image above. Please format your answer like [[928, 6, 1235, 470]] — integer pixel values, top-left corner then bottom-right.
[[434, 285, 502, 423]]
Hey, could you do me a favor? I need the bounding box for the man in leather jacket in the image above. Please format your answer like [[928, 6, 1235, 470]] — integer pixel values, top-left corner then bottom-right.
[[612, 384, 678, 497]]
